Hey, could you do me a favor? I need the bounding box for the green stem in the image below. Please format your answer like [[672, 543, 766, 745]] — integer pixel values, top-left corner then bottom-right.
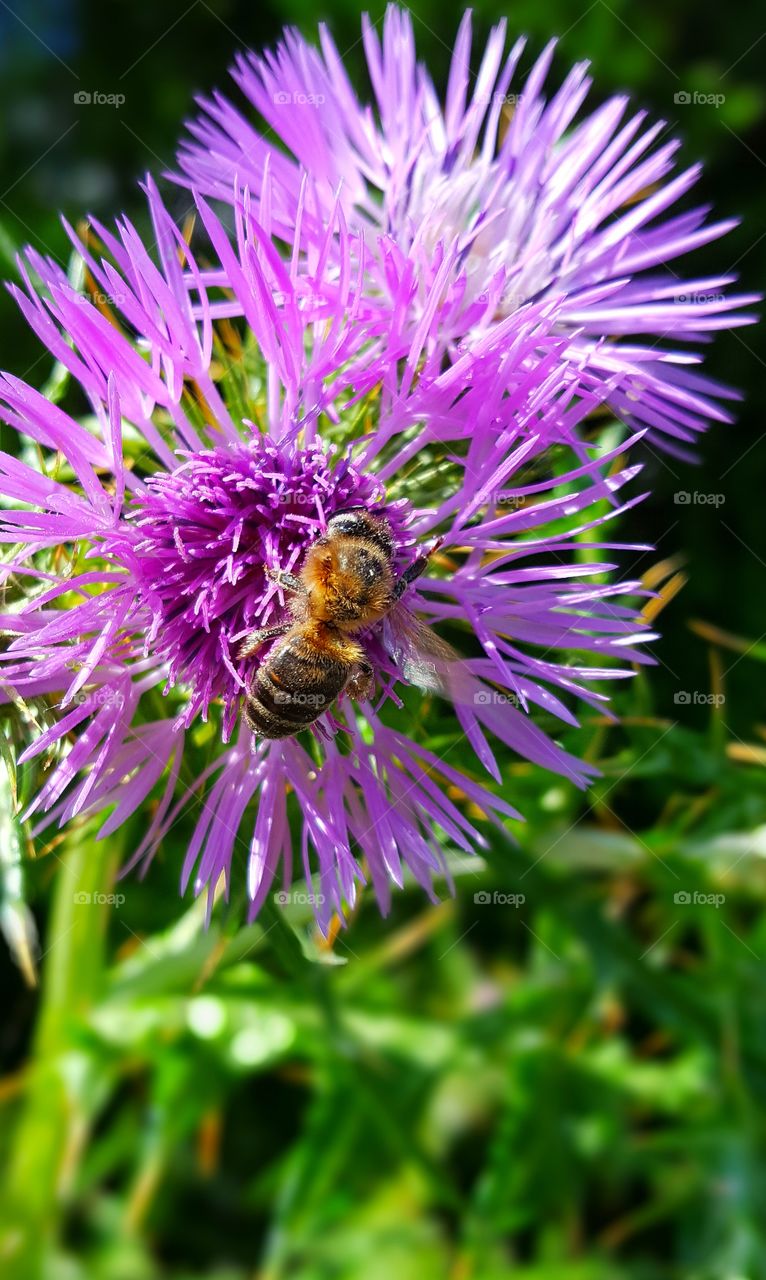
[[0, 828, 120, 1280]]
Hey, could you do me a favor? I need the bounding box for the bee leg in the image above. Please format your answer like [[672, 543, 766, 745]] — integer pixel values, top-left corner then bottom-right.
[[238, 623, 291, 661], [265, 566, 306, 595], [393, 537, 444, 600], [345, 660, 374, 703]]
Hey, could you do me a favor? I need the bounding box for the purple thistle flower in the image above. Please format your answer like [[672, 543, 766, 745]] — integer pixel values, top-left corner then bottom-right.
[[0, 178, 652, 928], [176, 6, 758, 458]]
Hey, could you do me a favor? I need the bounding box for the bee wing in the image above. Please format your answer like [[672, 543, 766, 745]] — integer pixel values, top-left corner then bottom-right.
[[383, 603, 475, 702]]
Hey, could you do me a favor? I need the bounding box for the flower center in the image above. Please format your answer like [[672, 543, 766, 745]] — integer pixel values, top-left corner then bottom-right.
[[124, 438, 410, 733]]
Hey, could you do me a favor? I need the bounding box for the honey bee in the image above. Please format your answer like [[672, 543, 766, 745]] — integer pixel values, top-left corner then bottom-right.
[[238, 508, 457, 740]]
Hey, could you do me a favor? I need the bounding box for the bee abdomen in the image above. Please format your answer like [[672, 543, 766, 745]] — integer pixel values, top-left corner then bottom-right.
[[245, 638, 348, 740], [244, 694, 301, 740]]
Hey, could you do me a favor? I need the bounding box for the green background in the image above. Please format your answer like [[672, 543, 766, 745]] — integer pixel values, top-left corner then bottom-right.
[[0, 1, 765, 1277]]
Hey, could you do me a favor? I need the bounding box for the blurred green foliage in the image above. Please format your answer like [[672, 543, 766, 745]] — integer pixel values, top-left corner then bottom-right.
[[0, 1, 765, 1277]]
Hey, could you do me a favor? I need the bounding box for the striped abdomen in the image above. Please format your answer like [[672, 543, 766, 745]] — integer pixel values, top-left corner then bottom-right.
[[244, 628, 351, 740]]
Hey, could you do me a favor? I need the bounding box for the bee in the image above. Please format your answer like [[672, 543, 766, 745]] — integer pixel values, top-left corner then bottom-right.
[[238, 508, 457, 740]]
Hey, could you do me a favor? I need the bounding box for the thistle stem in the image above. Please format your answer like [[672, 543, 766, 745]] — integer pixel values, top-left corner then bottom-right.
[[0, 828, 121, 1280]]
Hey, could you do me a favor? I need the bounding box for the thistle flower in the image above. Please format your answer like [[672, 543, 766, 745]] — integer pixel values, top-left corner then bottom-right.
[[176, 5, 757, 458], [0, 179, 651, 928]]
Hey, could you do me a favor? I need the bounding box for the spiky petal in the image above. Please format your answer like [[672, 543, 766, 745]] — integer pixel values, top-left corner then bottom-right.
[[176, 6, 758, 457]]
